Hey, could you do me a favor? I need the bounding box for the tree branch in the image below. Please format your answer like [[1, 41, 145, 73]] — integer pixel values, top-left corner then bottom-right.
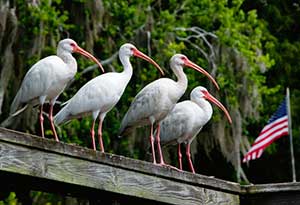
[[174, 26, 218, 61]]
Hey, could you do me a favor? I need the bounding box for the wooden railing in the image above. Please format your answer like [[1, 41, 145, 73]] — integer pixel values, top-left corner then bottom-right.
[[0, 127, 299, 205]]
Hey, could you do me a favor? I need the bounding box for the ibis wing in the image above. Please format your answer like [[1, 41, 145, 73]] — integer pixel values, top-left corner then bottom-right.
[[159, 101, 204, 145], [119, 82, 164, 133], [159, 102, 191, 144], [10, 56, 65, 113]]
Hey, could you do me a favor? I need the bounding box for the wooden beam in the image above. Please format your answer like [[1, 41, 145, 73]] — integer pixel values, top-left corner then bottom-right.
[[0, 128, 240, 205], [241, 182, 300, 194], [240, 182, 300, 205]]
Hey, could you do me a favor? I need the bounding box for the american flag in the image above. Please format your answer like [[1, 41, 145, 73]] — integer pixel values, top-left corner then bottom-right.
[[243, 98, 289, 163]]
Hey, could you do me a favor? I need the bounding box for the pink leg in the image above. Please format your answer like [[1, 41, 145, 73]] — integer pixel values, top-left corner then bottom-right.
[[155, 124, 181, 171], [155, 124, 166, 165], [186, 143, 195, 173], [150, 123, 157, 164], [49, 103, 59, 142], [39, 105, 45, 138], [178, 143, 183, 170], [97, 118, 105, 153], [90, 120, 96, 151]]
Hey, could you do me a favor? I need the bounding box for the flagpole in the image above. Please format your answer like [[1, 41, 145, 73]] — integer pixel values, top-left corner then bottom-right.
[[287, 87, 296, 182]]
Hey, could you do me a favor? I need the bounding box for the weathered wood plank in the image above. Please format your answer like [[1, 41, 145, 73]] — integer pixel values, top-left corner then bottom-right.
[[0, 127, 240, 204], [3, 127, 300, 204], [241, 182, 300, 194], [0, 171, 166, 205], [0, 127, 241, 193], [240, 183, 300, 205]]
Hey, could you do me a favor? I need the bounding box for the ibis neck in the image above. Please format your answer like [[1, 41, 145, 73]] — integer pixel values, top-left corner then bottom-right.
[[57, 49, 77, 74], [193, 98, 213, 123], [172, 63, 188, 94], [119, 55, 133, 79]]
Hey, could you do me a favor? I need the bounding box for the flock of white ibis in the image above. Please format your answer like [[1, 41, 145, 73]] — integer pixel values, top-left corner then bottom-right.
[[9, 38, 232, 173]]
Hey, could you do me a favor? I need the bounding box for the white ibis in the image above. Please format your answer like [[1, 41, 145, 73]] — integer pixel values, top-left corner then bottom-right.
[[158, 86, 232, 173], [10, 38, 104, 141], [54, 43, 164, 152], [118, 54, 219, 166]]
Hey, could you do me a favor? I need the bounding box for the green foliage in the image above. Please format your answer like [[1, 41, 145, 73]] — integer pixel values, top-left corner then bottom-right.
[[0, 192, 17, 205], [17, 0, 70, 40], [16, 0, 72, 73]]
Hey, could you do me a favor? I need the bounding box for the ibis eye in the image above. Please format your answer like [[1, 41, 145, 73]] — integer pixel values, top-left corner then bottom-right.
[[70, 43, 75, 47], [202, 90, 208, 95]]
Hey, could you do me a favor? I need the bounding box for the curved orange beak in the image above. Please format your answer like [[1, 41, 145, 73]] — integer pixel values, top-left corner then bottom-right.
[[202, 90, 232, 123], [132, 48, 165, 76], [183, 59, 219, 90], [73, 45, 105, 73]]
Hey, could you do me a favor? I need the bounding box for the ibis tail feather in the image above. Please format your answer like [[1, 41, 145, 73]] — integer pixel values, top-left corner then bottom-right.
[[54, 106, 69, 125], [10, 90, 22, 116]]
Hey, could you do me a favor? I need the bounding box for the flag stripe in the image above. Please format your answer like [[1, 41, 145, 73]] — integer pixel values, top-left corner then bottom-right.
[[259, 116, 288, 136], [252, 152, 256, 160], [257, 130, 288, 150], [253, 120, 288, 146], [244, 127, 288, 162], [245, 130, 289, 158], [257, 149, 263, 158], [243, 98, 289, 163], [247, 126, 288, 153]]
